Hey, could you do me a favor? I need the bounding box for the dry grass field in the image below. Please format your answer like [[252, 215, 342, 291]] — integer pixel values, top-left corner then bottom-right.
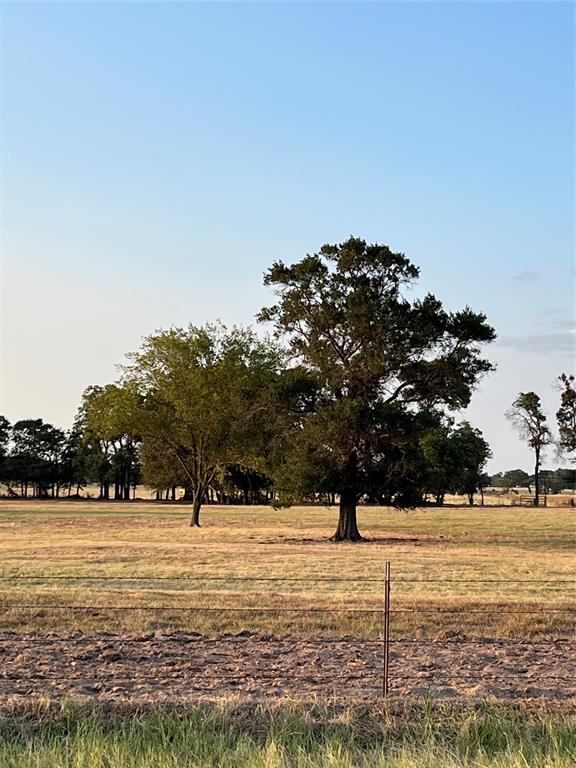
[[1, 499, 575, 768], [0, 500, 574, 639]]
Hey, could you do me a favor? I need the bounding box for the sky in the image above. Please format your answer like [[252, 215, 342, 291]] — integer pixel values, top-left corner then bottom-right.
[[1, 0, 574, 474]]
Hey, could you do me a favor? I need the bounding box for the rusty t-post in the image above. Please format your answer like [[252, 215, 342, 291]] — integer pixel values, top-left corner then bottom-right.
[[383, 561, 391, 697]]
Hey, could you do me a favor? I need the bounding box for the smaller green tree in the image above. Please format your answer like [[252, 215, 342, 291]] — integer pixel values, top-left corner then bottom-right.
[[217, 465, 273, 505], [122, 324, 281, 526], [451, 422, 492, 505], [507, 392, 551, 505], [420, 423, 458, 506], [418, 420, 490, 505], [556, 374, 576, 463]]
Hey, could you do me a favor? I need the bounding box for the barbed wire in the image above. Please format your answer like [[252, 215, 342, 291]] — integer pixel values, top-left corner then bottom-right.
[[0, 675, 373, 687], [0, 636, 572, 645], [0, 575, 573, 584], [1, 604, 574, 614]]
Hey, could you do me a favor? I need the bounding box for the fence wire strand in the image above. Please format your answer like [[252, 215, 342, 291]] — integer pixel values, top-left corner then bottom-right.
[[0, 575, 573, 584], [1, 604, 574, 614], [2, 569, 574, 698]]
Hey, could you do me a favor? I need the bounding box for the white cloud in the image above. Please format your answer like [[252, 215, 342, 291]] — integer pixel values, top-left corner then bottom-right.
[[497, 330, 575, 355]]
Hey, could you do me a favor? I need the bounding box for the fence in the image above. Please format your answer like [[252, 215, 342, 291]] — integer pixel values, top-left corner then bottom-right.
[[517, 495, 548, 507], [0, 566, 574, 700]]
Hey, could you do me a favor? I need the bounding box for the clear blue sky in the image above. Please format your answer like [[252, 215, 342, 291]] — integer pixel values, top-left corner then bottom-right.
[[1, 1, 574, 472]]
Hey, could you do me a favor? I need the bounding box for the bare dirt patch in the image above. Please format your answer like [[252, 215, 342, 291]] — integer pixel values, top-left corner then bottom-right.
[[260, 535, 428, 545], [0, 632, 573, 706]]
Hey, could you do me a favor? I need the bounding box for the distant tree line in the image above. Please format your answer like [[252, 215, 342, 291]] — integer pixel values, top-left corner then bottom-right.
[[0, 407, 494, 506], [2, 408, 571, 505], [489, 468, 576, 495], [1, 238, 573, 539], [0, 413, 140, 501]]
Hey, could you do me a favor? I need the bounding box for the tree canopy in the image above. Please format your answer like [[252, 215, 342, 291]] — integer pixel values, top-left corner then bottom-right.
[[119, 324, 281, 525], [556, 374, 576, 462], [4, 419, 66, 498], [507, 392, 551, 505], [259, 236, 496, 540], [421, 421, 491, 506]]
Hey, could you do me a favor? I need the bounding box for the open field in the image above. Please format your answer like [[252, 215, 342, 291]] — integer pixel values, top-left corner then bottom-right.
[[0, 500, 575, 764], [0, 500, 574, 706], [0, 500, 574, 638], [1, 700, 575, 768]]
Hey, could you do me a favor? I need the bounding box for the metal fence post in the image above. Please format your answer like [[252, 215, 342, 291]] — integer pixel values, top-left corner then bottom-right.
[[383, 561, 391, 698]]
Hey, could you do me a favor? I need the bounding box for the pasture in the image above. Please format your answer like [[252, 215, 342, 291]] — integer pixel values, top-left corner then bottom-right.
[[1, 500, 575, 766], [0, 500, 574, 639]]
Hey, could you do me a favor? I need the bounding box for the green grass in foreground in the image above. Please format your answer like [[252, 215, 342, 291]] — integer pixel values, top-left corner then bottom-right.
[[0, 700, 574, 768]]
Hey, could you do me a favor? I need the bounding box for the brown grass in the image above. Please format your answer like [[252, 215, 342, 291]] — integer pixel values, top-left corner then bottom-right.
[[0, 500, 574, 638]]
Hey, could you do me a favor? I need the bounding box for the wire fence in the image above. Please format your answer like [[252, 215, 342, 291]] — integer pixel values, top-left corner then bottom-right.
[[1, 565, 574, 699], [1, 605, 574, 615], [0, 575, 572, 582]]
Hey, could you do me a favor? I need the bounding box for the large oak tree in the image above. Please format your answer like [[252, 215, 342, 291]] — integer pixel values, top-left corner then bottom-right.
[[259, 237, 495, 540]]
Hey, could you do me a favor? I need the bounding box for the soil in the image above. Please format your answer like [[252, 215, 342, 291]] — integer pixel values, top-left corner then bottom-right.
[[0, 632, 573, 705]]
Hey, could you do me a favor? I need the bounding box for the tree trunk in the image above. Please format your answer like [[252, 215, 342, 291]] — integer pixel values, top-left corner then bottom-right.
[[480, 487, 485, 506], [534, 446, 540, 506], [331, 451, 363, 541], [334, 494, 362, 540], [190, 492, 202, 527], [332, 489, 362, 541], [468, 492, 474, 505]]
